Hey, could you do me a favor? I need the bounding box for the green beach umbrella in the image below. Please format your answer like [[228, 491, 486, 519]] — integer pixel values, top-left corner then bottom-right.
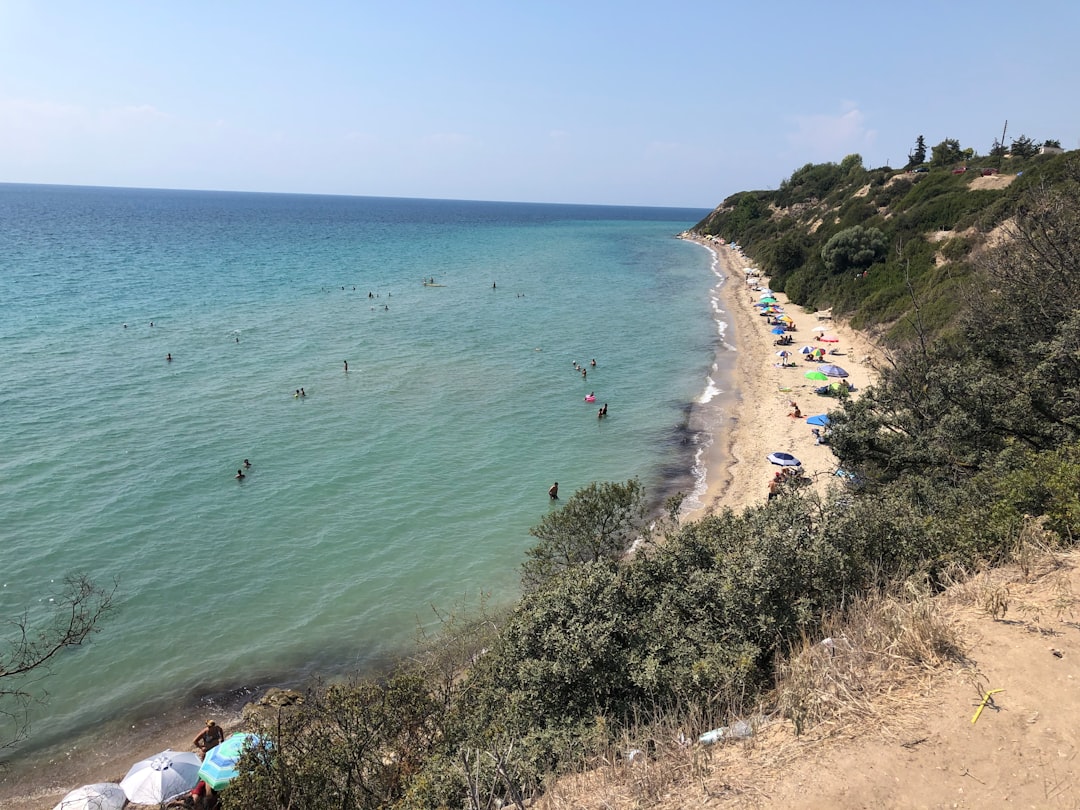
[[805, 371, 829, 381]]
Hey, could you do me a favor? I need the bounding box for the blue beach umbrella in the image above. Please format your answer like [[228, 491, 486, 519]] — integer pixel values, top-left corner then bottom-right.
[[197, 733, 262, 790], [806, 414, 831, 427], [770, 326, 786, 335], [818, 364, 849, 377]]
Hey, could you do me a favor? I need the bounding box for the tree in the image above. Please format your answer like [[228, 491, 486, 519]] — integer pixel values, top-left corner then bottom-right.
[[840, 153, 865, 177], [820, 225, 887, 275], [830, 154, 1080, 485], [2, 575, 115, 748], [989, 139, 1007, 158], [906, 135, 928, 168], [520, 480, 647, 591], [1010, 134, 1038, 159], [930, 138, 964, 167], [1044, 139, 1062, 149], [225, 669, 442, 810]]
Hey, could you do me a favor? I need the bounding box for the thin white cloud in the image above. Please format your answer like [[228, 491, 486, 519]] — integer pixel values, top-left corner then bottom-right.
[[786, 104, 877, 162]]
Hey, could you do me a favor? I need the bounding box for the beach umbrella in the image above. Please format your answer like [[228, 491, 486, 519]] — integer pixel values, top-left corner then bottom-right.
[[805, 371, 829, 381], [121, 749, 201, 804], [775, 350, 790, 357], [770, 326, 786, 334], [819, 364, 849, 377], [767, 452, 801, 467], [52, 783, 126, 810], [806, 414, 831, 426], [799, 345, 816, 355], [819, 334, 840, 342], [811, 325, 828, 332], [198, 732, 261, 790], [759, 295, 777, 303]]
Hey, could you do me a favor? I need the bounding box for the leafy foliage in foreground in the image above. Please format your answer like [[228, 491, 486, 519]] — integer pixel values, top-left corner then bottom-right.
[[222, 153, 1080, 810]]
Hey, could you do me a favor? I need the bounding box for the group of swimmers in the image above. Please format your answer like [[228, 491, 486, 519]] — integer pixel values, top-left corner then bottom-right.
[[571, 359, 608, 418], [234, 459, 253, 480]]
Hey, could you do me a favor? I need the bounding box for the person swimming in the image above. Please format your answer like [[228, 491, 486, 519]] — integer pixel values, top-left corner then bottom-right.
[[235, 469, 245, 480], [166, 353, 172, 361], [243, 459, 252, 469]]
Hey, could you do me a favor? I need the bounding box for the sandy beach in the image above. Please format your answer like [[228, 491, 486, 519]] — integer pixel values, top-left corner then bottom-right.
[[682, 235, 882, 517]]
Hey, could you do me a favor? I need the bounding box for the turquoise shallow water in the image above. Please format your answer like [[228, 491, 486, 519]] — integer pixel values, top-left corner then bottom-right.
[[0, 185, 718, 760]]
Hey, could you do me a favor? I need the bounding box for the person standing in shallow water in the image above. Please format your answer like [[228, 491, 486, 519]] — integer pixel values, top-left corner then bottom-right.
[[344, 360, 348, 372], [548, 482, 559, 500]]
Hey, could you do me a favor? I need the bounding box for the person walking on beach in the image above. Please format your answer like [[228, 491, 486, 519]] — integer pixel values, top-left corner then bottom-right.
[[193, 719, 225, 759], [548, 482, 559, 500]]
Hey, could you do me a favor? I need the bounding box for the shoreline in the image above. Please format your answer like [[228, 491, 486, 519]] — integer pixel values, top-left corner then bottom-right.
[[1, 234, 880, 809], [680, 234, 882, 517]]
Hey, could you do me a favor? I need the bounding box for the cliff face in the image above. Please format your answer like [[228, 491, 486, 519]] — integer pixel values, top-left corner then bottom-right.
[[693, 151, 1077, 344]]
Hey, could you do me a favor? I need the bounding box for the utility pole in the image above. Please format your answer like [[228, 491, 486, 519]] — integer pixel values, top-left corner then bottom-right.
[[998, 120, 1008, 167]]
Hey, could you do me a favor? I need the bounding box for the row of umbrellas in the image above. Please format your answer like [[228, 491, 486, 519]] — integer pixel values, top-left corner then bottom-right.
[[53, 734, 260, 809]]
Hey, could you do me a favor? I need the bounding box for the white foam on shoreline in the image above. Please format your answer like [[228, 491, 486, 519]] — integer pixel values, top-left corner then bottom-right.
[[679, 235, 739, 516]]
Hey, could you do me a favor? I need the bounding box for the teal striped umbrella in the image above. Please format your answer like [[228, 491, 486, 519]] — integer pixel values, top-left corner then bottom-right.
[[197, 733, 260, 790]]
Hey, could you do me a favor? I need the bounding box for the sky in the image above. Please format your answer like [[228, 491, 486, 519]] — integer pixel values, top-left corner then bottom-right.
[[1, 1, 1078, 208]]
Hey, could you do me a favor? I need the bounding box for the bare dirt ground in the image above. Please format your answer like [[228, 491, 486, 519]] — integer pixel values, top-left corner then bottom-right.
[[537, 551, 1080, 810], [969, 173, 1017, 191]]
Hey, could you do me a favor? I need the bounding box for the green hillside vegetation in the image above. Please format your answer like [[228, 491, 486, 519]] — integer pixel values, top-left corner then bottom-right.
[[221, 148, 1080, 809], [695, 141, 1075, 343]]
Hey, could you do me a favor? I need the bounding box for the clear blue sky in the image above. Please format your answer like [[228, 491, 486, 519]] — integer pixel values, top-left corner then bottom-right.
[[1, 0, 1077, 208]]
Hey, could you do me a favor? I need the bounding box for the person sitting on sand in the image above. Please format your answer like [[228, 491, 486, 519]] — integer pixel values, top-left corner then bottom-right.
[[788, 401, 802, 418], [193, 719, 225, 758], [167, 780, 216, 809]]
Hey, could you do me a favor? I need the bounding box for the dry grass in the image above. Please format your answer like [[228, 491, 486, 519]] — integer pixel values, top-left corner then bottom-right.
[[773, 581, 966, 740], [534, 581, 969, 810]]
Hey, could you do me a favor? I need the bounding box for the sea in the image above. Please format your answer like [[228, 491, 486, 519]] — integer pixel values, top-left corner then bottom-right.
[[0, 184, 731, 771]]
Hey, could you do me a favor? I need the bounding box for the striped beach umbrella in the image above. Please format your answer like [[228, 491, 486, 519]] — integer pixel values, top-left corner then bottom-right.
[[197, 733, 261, 790]]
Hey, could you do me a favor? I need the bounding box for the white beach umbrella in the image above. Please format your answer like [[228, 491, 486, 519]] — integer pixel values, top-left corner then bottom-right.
[[121, 749, 202, 804], [811, 326, 828, 332], [52, 783, 126, 810]]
